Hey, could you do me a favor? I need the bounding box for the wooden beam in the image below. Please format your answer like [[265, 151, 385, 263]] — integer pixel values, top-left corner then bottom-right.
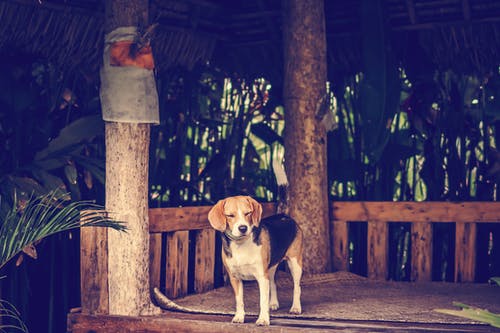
[[149, 203, 276, 233], [332, 202, 500, 223], [68, 311, 500, 333], [149, 202, 500, 233]]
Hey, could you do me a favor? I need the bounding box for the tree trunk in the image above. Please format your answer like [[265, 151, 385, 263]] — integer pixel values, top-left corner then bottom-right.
[[103, 0, 159, 316], [282, 0, 330, 274]]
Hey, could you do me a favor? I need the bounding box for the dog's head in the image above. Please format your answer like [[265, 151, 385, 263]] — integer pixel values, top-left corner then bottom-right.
[[208, 196, 262, 237]]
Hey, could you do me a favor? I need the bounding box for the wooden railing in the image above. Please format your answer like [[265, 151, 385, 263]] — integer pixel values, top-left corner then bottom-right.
[[81, 201, 500, 313]]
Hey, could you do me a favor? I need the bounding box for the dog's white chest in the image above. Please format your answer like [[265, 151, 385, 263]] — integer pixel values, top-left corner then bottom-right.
[[225, 240, 263, 280]]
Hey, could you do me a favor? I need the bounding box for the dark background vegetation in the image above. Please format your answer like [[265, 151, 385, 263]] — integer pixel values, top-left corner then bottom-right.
[[0, 0, 499, 332]]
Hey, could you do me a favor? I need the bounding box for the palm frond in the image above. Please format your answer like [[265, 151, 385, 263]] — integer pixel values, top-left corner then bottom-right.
[[0, 299, 29, 333], [0, 192, 126, 270]]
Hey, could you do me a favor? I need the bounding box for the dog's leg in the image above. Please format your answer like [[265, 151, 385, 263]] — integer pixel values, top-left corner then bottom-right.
[[269, 265, 279, 311], [229, 275, 245, 323], [255, 275, 270, 325], [287, 257, 302, 314]]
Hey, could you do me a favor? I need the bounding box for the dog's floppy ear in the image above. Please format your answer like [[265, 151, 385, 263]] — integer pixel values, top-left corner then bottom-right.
[[247, 196, 263, 227], [208, 199, 226, 231]]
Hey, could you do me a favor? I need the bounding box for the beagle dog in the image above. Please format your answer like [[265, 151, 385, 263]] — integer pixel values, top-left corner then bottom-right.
[[208, 195, 303, 326]]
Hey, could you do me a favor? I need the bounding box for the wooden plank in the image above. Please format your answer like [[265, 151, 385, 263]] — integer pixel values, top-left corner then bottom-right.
[[367, 221, 388, 280], [332, 202, 500, 223], [149, 233, 162, 293], [411, 222, 433, 281], [455, 222, 477, 282], [150, 202, 500, 233], [194, 229, 216, 293], [149, 202, 276, 233], [165, 231, 189, 299], [80, 226, 109, 314], [68, 311, 497, 333], [331, 220, 349, 271]]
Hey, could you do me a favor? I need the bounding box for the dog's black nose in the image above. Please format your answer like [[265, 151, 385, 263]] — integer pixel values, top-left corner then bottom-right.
[[238, 225, 248, 234]]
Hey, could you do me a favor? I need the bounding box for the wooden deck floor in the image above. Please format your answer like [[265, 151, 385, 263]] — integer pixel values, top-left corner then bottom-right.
[[68, 272, 500, 332]]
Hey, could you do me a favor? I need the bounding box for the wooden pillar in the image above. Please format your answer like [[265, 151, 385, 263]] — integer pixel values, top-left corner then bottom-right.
[[103, 0, 159, 315], [282, 0, 330, 274], [455, 222, 477, 282], [411, 222, 433, 281]]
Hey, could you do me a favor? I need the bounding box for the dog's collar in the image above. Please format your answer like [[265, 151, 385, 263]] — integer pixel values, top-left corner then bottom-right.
[[224, 229, 250, 242]]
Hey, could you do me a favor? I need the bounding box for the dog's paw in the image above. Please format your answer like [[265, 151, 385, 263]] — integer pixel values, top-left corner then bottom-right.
[[289, 305, 302, 314], [232, 312, 245, 323], [255, 315, 270, 326], [269, 301, 279, 311]]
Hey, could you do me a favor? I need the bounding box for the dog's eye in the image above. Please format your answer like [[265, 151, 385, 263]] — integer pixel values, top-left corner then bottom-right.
[[225, 214, 235, 218], [244, 211, 252, 216]]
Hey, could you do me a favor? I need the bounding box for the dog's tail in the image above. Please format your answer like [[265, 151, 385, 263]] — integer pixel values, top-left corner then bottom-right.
[[272, 156, 289, 215]]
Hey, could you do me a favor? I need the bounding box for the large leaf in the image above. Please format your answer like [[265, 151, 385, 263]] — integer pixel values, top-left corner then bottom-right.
[[0, 192, 126, 271], [250, 122, 283, 145], [359, 0, 401, 164], [34, 115, 104, 161]]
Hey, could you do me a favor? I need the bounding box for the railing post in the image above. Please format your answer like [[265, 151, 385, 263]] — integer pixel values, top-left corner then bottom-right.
[[411, 222, 433, 281], [149, 233, 162, 293], [194, 229, 216, 293], [80, 226, 109, 314], [331, 220, 349, 271], [165, 231, 189, 299], [367, 220, 388, 280], [455, 222, 477, 282]]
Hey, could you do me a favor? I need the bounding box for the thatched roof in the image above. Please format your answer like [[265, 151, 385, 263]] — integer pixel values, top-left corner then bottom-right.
[[0, 0, 499, 82]]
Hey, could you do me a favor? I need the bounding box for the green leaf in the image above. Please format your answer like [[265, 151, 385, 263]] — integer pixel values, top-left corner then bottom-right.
[[250, 122, 283, 145], [490, 277, 500, 286], [64, 165, 78, 185], [0, 191, 126, 271], [435, 302, 500, 328], [35, 115, 104, 161], [30, 169, 69, 200]]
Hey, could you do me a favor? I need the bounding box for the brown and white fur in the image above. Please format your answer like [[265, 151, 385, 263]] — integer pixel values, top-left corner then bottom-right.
[[208, 196, 303, 326]]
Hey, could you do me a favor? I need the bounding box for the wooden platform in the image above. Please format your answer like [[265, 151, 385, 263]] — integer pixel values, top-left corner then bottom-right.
[[67, 311, 499, 333], [68, 272, 500, 332]]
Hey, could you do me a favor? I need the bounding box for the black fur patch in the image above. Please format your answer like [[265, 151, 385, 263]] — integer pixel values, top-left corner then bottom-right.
[[258, 214, 298, 268], [221, 232, 232, 258]]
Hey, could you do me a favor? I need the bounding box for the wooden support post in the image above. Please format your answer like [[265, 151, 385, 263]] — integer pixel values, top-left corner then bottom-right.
[[165, 231, 189, 299], [194, 229, 216, 293], [455, 222, 477, 282], [331, 220, 349, 271], [80, 227, 109, 314], [149, 233, 162, 293], [367, 221, 388, 280], [282, 0, 330, 274], [411, 222, 433, 281]]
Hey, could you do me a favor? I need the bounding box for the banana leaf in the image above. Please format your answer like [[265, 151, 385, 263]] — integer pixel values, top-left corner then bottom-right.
[[359, 0, 401, 164]]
